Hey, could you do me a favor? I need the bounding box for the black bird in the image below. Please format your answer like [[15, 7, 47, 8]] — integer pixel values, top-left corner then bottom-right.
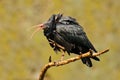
[[34, 14, 100, 67]]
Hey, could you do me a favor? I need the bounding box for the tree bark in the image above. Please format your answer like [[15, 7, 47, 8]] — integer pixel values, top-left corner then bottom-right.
[[39, 48, 109, 80]]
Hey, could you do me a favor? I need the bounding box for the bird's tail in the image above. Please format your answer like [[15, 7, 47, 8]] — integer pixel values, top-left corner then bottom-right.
[[81, 57, 92, 67], [81, 56, 100, 67]]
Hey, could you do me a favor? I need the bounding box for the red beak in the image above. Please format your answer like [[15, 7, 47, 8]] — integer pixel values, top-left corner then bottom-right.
[[36, 24, 45, 29], [30, 23, 44, 39]]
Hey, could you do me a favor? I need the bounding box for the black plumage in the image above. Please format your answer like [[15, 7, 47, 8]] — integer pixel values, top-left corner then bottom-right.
[[41, 14, 100, 67]]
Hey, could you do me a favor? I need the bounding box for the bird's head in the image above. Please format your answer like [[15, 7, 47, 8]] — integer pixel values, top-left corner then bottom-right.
[[30, 14, 63, 38]]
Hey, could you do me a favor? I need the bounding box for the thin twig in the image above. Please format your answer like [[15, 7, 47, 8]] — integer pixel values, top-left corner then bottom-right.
[[39, 48, 109, 80]]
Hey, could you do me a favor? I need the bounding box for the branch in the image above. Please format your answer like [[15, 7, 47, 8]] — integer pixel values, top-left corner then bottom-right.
[[39, 48, 109, 80]]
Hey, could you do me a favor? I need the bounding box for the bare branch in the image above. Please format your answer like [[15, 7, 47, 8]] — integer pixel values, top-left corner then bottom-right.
[[39, 48, 109, 80]]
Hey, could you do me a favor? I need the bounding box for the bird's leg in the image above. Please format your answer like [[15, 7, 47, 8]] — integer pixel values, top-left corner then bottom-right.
[[89, 49, 93, 56], [53, 51, 65, 66], [60, 51, 65, 61], [48, 39, 66, 64], [48, 39, 56, 46]]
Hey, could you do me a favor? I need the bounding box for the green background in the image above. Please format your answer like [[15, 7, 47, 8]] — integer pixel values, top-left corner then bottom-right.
[[0, 0, 120, 80]]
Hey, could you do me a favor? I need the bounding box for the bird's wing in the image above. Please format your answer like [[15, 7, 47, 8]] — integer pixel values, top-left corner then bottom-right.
[[56, 24, 97, 53]]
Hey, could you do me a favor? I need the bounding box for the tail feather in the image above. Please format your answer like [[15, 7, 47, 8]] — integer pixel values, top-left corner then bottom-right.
[[91, 56, 100, 61], [81, 57, 92, 67]]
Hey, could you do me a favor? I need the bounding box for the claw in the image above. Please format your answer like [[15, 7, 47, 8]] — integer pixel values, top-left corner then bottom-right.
[[54, 61, 59, 66]]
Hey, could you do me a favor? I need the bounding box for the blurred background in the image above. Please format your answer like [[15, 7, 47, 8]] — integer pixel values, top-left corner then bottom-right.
[[0, 0, 120, 80]]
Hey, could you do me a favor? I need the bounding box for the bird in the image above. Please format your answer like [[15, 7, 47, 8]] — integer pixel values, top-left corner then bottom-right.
[[33, 14, 100, 67]]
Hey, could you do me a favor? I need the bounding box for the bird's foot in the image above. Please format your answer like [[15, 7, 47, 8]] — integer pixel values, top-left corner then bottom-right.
[[54, 53, 65, 66], [89, 49, 93, 55], [54, 61, 59, 66]]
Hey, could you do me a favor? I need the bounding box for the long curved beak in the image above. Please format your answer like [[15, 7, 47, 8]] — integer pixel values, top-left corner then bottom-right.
[[30, 23, 45, 39]]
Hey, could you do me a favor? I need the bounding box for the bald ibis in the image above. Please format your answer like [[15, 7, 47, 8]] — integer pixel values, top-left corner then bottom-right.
[[34, 14, 100, 67]]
